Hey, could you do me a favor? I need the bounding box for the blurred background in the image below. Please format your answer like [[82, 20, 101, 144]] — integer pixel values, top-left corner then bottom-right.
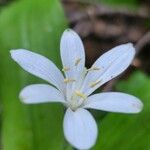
[[0, 0, 149, 149]]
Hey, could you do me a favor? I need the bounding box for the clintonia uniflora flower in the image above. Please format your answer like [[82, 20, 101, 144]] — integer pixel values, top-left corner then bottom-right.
[[10, 29, 143, 150]]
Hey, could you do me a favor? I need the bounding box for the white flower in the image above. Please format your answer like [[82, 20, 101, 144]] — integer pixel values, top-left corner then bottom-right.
[[10, 29, 143, 150]]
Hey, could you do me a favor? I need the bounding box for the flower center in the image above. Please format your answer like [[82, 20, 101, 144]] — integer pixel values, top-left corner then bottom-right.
[[62, 59, 101, 110], [68, 90, 87, 111]]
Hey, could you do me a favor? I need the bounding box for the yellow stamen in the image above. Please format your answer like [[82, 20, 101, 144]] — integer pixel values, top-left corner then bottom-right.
[[64, 78, 75, 83], [75, 90, 87, 100], [62, 67, 70, 72], [75, 58, 81, 66], [90, 80, 102, 88], [87, 67, 100, 71]]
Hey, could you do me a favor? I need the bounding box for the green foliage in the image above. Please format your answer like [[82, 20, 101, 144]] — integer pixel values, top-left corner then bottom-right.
[[0, 0, 67, 150], [94, 72, 150, 150]]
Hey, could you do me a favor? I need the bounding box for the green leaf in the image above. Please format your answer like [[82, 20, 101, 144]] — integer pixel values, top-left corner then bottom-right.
[[94, 72, 150, 150], [0, 0, 67, 150]]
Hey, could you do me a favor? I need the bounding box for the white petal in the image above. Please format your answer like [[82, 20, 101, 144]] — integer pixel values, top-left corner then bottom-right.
[[63, 108, 98, 150], [10, 49, 65, 92], [19, 84, 65, 104], [81, 43, 135, 96], [84, 92, 143, 113], [60, 29, 85, 99], [60, 29, 85, 78]]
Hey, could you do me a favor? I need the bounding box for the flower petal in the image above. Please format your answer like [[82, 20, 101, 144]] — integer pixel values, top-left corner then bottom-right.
[[10, 49, 65, 92], [19, 84, 65, 104], [63, 108, 98, 150], [84, 92, 143, 113], [60, 29, 85, 99], [81, 43, 135, 96], [60, 29, 85, 79]]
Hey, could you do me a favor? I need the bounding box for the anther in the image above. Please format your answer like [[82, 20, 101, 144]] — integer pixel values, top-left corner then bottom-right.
[[75, 90, 87, 100], [75, 58, 81, 66], [64, 78, 75, 83], [62, 67, 70, 72], [87, 67, 100, 71], [90, 80, 102, 88]]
